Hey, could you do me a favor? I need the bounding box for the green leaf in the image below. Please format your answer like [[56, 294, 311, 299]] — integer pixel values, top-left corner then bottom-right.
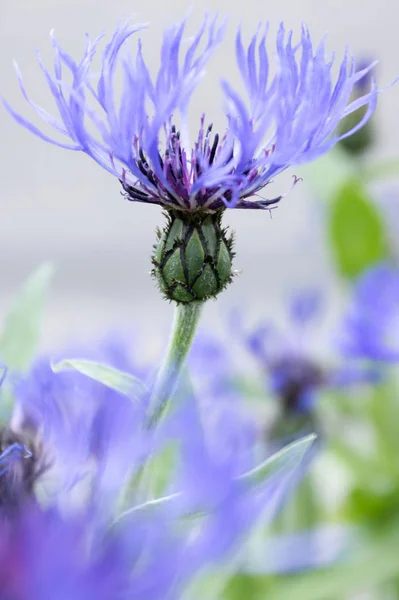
[[367, 382, 399, 470], [52, 358, 147, 400], [331, 439, 383, 483], [240, 434, 316, 489], [328, 178, 388, 279], [115, 434, 317, 526], [0, 262, 54, 370]]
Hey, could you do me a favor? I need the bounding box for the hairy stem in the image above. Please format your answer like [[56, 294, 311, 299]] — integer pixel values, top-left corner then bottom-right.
[[147, 301, 203, 427]]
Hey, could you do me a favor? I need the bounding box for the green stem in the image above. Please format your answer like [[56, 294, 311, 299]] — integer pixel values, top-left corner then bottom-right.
[[147, 301, 203, 427]]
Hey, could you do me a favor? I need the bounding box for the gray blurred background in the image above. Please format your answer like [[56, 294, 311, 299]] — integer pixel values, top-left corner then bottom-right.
[[0, 0, 397, 351]]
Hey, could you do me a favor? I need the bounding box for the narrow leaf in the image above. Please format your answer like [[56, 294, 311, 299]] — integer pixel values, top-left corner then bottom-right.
[[52, 358, 147, 400], [0, 262, 54, 370], [240, 434, 317, 489], [117, 434, 316, 523]]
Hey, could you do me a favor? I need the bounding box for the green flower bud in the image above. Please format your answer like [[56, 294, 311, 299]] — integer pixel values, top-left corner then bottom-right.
[[152, 212, 235, 304]]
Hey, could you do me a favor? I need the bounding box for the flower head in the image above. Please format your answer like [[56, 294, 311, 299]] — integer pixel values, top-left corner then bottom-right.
[[4, 15, 381, 304], [4, 16, 378, 214], [233, 291, 376, 433]]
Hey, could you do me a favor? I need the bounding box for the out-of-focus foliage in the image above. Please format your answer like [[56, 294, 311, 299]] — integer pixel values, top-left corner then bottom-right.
[[0, 262, 53, 370], [328, 178, 388, 279]]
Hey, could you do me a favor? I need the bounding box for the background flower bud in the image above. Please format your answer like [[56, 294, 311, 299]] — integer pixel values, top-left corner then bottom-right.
[[339, 58, 377, 155]]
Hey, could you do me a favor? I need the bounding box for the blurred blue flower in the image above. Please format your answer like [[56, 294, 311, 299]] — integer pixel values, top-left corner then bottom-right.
[[0, 498, 220, 600], [0, 505, 135, 599], [234, 291, 376, 418], [187, 331, 259, 470], [341, 263, 399, 361], [2, 333, 311, 588], [4, 16, 379, 212], [0, 450, 291, 600], [0, 334, 306, 598], [13, 337, 151, 511]]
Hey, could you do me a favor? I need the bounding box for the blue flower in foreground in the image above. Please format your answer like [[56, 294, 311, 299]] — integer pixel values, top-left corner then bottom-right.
[[0, 506, 137, 599], [0, 499, 216, 600], [341, 263, 399, 361], [4, 16, 379, 213], [13, 338, 150, 508], [0, 337, 308, 597], [0, 461, 289, 600]]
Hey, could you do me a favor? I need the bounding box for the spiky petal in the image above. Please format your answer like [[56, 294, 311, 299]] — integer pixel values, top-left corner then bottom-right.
[[4, 17, 380, 213]]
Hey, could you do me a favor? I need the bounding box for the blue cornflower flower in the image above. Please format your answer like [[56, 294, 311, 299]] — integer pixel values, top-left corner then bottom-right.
[[234, 291, 328, 417], [13, 338, 150, 510], [0, 454, 292, 600], [233, 291, 375, 421], [3, 15, 381, 303], [0, 336, 309, 598], [4, 16, 378, 214], [341, 263, 399, 361], [0, 502, 188, 600]]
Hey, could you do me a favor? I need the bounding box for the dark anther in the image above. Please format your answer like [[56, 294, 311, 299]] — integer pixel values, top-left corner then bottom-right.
[[124, 185, 149, 201], [139, 148, 147, 166], [195, 155, 203, 177], [224, 148, 234, 166], [146, 170, 157, 187], [209, 134, 219, 165]]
